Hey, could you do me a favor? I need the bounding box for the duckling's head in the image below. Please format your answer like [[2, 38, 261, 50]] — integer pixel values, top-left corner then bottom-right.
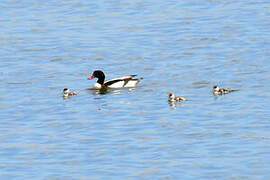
[[63, 88, 70, 93], [213, 85, 219, 91], [169, 92, 175, 97], [63, 88, 70, 96], [168, 92, 175, 101]]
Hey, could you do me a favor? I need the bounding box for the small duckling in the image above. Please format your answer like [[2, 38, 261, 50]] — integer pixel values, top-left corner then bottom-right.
[[168, 92, 186, 102], [63, 88, 78, 97], [213, 85, 236, 95]]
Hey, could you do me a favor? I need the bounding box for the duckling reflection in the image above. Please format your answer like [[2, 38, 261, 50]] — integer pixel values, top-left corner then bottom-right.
[[168, 100, 185, 109]]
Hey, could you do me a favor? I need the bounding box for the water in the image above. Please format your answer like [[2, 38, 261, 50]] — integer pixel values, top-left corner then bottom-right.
[[1, 0, 270, 179]]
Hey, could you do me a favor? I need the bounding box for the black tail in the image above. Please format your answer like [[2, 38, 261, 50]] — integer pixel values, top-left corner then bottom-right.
[[132, 77, 143, 80]]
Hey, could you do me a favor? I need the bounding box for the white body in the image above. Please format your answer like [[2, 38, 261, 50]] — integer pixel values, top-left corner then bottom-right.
[[93, 76, 141, 89], [93, 83, 102, 89]]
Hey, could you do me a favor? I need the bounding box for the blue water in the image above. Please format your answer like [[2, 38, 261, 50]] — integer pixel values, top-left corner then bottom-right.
[[1, 0, 270, 179]]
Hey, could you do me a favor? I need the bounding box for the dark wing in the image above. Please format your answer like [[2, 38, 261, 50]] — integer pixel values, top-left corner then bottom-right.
[[104, 79, 124, 87], [104, 77, 136, 87]]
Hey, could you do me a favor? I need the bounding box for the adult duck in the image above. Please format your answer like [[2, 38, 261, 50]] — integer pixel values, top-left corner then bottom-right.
[[88, 70, 143, 89]]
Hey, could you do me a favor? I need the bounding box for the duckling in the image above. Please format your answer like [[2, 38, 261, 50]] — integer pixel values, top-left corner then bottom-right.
[[63, 88, 78, 97], [213, 85, 237, 95], [168, 92, 186, 102]]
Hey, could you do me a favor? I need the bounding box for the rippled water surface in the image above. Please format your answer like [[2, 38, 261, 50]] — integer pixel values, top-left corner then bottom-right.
[[1, 0, 270, 179]]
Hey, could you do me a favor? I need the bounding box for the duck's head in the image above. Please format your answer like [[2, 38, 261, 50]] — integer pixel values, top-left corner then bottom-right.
[[88, 70, 105, 80], [213, 85, 219, 91]]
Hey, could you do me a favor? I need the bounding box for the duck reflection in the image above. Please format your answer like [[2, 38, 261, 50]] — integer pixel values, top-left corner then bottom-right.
[[87, 87, 134, 95]]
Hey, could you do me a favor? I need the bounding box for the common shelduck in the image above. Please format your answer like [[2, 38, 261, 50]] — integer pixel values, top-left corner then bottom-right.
[[168, 92, 186, 102], [88, 70, 143, 89], [63, 88, 78, 97], [213, 85, 237, 95]]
